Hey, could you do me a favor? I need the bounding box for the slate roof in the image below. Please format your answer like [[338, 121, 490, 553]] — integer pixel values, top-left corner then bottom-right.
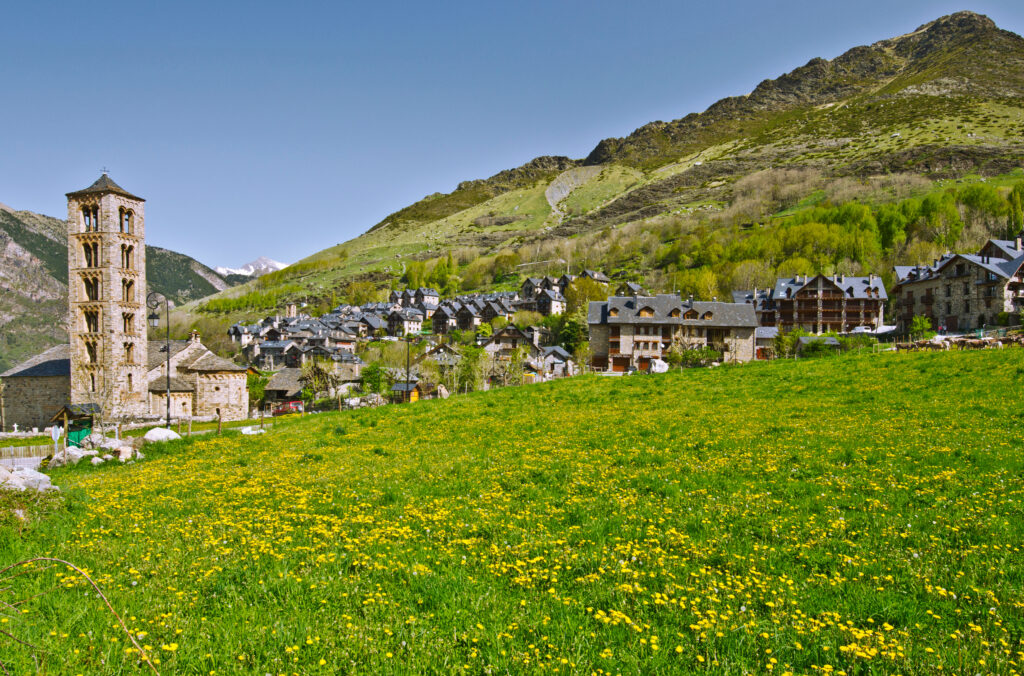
[[771, 274, 887, 301], [1, 344, 71, 378], [583, 269, 611, 283], [755, 327, 779, 340], [147, 340, 194, 370], [265, 368, 303, 396], [588, 295, 758, 328], [66, 173, 144, 201], [895, 251, 1024, 285], [185, 352, 247, 372], [986, 238, 1022, 259], [148, 376, 194, 393], [542, 346, 572, 361]]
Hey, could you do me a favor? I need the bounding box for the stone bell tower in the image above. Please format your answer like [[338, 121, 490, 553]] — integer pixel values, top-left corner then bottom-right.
[[66, 174, 149, 418]]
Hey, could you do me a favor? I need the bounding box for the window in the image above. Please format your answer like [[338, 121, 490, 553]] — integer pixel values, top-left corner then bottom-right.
[[119, 208, 134, 234], [684, 309, 698, 320], [82, 205, 99, 232], [127, 373, 133, 392], [83, 242, 99, 268], [963, 282, 969, 296], [638, 307, 654, 318], [90, 374, 96, 392], [85, 341, 98, 364], [946, 302, 951, 315], [121, 244, 134, 269], [124, 342, 134, 365], [944, 285, 951, 298], [608, 308, 619, 317], [83, 310, 100, 333], [123, 313, 134, 333], [84, 277, 100, 301], [669, 308, 680, 318], [122, 279, 134, 303], [701, 312, 714, 320]]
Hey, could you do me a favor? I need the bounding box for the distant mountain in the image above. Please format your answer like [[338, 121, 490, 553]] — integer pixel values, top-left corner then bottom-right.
[[215, 256, 289, 278], [184, 11, 1024, 329], [0, 206, 240, 372]]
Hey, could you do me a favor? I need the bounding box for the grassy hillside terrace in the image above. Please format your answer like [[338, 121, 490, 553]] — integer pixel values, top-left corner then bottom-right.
[[1, 349, 1023, 673]]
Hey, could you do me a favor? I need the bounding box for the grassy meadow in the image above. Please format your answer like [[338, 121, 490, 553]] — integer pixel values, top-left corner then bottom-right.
[[2, 350, 1024, 673]]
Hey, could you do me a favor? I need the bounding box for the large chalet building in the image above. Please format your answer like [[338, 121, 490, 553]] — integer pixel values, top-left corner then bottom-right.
[[588, 294, 758, 372], [734, 274, 887, 333], [892, 234, 1024, 331]]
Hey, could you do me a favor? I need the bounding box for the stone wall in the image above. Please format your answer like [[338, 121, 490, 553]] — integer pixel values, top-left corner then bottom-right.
[[67, 188, 148, 418], [0, 376, 70, 432], [195, 372, 248, 421], [148, 392, 195, 421]]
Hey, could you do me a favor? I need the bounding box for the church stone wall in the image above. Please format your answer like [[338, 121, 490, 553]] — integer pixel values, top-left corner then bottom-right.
[[1, 376, 70, 432], [195, 373, 248, 421]]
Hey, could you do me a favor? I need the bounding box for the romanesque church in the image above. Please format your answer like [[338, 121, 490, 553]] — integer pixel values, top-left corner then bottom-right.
[[0, 175, 248, 431]]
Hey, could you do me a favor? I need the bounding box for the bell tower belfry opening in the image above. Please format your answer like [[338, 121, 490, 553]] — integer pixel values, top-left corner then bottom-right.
[[66, 173, 149, 418]]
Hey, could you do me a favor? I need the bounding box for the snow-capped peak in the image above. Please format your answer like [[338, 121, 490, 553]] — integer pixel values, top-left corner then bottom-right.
[[215, 256, 289, 278]]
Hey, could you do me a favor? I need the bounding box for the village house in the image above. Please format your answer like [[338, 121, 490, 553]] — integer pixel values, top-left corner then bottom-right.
[[588, 294, 758, 372], [735, 274, 887, 333], [387, 308, 424, 336], [536, 289, 567, 316], [892, 233, 1024, 331]]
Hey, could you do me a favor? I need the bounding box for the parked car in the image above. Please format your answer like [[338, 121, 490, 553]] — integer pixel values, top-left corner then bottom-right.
[[273, 401, 304, 416]]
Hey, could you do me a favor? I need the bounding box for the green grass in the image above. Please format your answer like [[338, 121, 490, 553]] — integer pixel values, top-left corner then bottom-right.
[[562, 165, 644, 216], [2, 350, 1023, 673]]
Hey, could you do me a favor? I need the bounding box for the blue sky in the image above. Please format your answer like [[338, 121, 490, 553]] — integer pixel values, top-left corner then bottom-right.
[[3, 1, 1023, 269]]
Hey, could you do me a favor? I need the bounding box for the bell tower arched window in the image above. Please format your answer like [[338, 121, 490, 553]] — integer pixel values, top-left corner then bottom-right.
[[83, 242, 99, 268], [119, 208, 134, 234], [121, 244, 134, 269], [84, 276, 100, 301], [122, 279, 135, 303], [83, 309, 100, 333], [82, 205, 99, 232]]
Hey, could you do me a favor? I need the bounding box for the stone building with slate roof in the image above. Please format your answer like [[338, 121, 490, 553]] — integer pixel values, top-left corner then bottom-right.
[[0, 175, 248, 430], [588, 294, 758, 372], [892, 233, 1024, 331]]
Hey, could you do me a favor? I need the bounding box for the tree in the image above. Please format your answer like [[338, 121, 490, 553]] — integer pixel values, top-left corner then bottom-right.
[[910, 315, 935, 340], [564, 278, 608, 314], [476, 323, 493, 339], [559, 312, 588, 354], [247, 371, 268, 411], [344, 281, 378, 306], [360, 362, 388, 396], [456, 345, 486, 393], [300, 359, 339, 410]]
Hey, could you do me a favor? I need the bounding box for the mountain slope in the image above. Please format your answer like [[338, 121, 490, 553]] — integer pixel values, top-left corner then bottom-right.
[[177, 12, 1024, 327], [0, 207, 240, 372]]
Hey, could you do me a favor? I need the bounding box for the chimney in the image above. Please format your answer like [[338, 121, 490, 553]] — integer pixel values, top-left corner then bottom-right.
[[1016, 233, 1023, 252], [688, 294, 694, 308], [287, 303, 297, 319], [189, 329, 201, 344], [840, 274, 845, 284]]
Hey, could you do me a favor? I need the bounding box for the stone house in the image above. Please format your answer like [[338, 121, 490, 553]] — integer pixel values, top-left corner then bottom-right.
[[588, 294, 758, 372], [536, 289, 566, 316], [432, 306, 458, 335], [387, 309, 424, 336], [893, 234, 1024, 331]]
